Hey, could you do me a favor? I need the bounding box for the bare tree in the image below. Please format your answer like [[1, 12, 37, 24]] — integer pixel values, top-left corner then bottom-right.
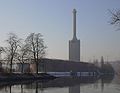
[[5, 33, 21, 73], [17, 44, 30, 73], [25, 33, 47, 74], [109, 9, 120, 30]]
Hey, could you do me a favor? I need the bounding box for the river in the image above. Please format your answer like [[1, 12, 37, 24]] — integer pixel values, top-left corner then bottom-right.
[[0, 75, 119, 93]]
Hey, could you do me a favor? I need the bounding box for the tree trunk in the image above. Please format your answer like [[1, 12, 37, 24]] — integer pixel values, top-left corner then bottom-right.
[[10, 57, 13, 73], [36, 61, 38, 74], [21, 63, 24, 73]]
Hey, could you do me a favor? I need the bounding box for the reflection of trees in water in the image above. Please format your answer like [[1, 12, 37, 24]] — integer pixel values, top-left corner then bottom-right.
[[110, 74, 120, 85], [23, 82, 45, 93], [100, 75, 114, 84], [35, 82, 44, 93], [21, 84, 23, 93], [68, 75, 114, 93], [93, 75, 114, 92], [24, 76, 114, 93], [0, 75, 115, 93], [5, 82, 44, 93], [9, 85, 11, 93]]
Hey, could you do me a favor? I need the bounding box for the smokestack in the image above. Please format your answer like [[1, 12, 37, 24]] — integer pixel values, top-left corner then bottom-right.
[[73, 9, 77, 40]]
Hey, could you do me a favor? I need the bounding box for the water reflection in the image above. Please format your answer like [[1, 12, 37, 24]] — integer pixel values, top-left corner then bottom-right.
[[0, 75, 116, 93], [68, 75, 114, 93], [69, 85, 80, 93]]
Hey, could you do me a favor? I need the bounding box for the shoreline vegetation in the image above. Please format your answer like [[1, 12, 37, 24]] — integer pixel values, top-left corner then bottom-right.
[[0, 71, 114, 82], [0, 72, 55, 88], [0, 73, 56, 82]]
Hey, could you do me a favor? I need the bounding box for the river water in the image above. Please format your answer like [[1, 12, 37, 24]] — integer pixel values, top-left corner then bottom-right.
[[0, 75, 119, 93]]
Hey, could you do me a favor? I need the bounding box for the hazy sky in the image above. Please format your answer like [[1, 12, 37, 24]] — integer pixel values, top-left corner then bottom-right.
[[0, 0, 120, 62]]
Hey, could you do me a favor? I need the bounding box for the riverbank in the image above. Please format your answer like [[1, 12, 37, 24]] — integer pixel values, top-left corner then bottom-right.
[[0, 73, 56, 82]]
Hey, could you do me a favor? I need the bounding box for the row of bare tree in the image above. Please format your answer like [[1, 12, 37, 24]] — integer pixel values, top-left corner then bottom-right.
[[0, 33, 47, 74]]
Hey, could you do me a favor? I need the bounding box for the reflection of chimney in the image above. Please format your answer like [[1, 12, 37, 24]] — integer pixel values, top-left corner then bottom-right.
[[73, 9, 77, 40]]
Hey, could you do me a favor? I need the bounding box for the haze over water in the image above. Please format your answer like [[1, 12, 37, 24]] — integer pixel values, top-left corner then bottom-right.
[[0, 75, 119, 93]]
